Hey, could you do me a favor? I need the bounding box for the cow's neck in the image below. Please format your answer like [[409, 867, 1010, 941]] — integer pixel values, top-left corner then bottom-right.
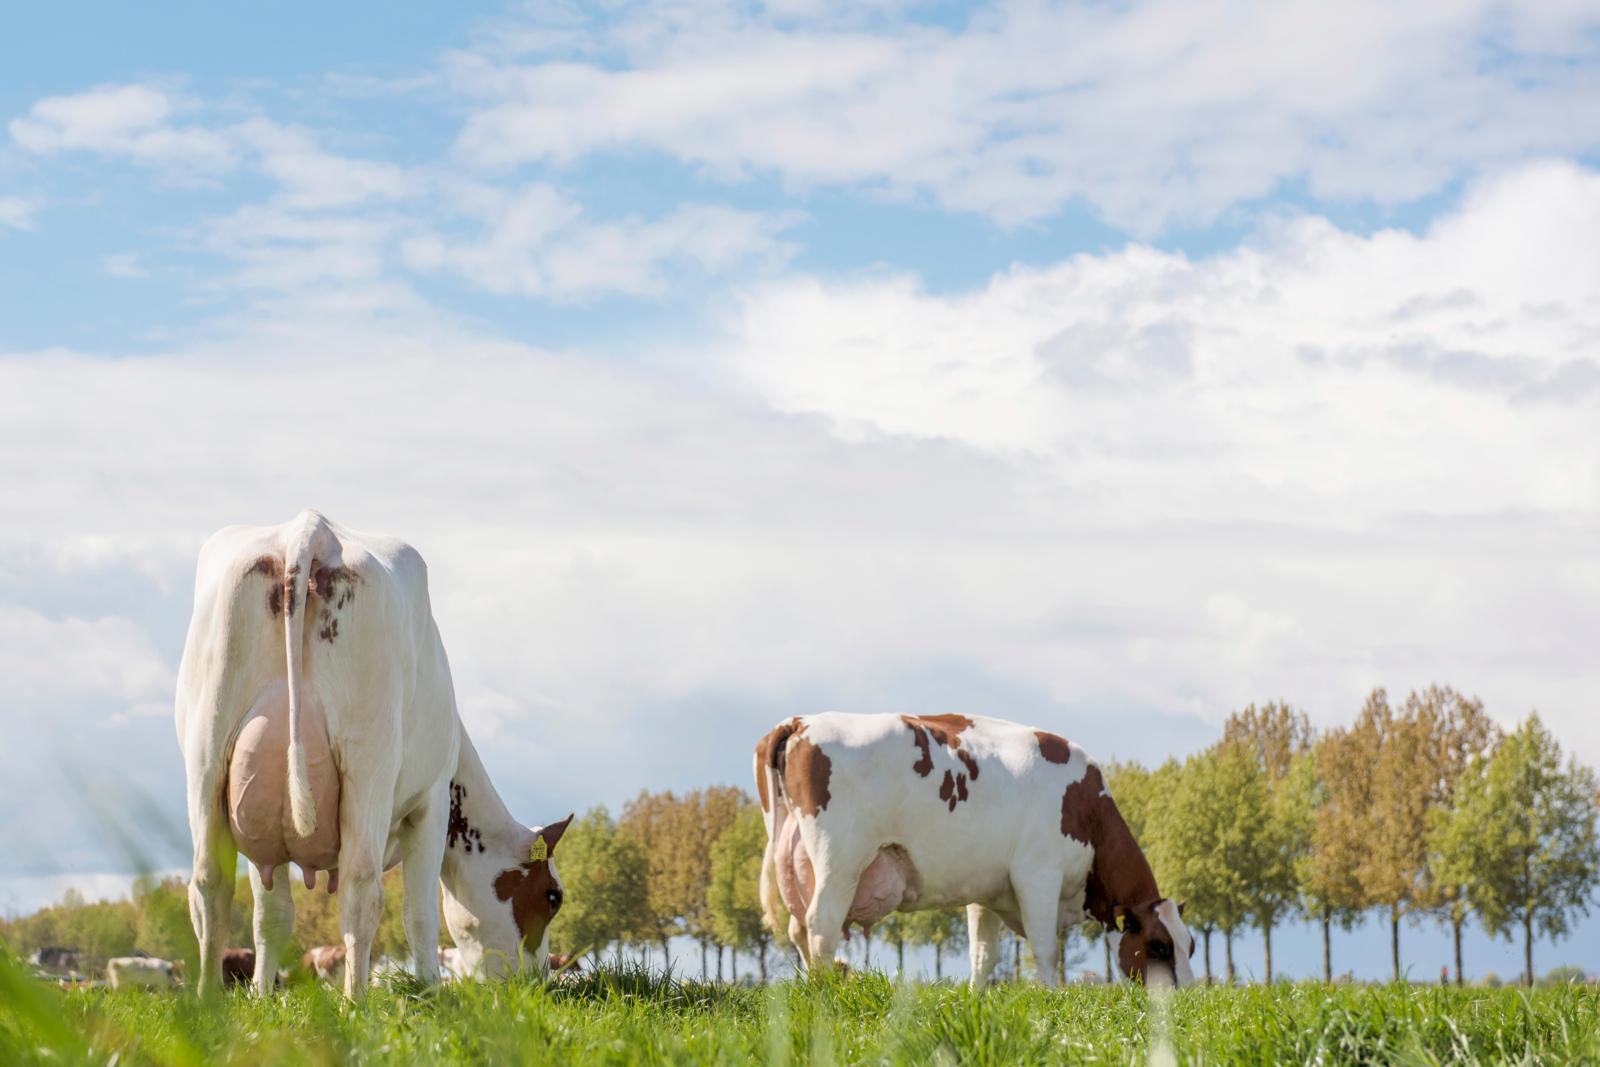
[[1084, 799, 1161, 925], [441, 729, 528, 869]]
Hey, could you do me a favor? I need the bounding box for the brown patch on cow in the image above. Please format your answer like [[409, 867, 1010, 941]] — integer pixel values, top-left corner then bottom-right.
[[754, 718, 805, 813], [937, 770, 972, 812], [783, 731, 833, 817], [494, 862, 558, 943], [317, 611, 340, 644], [284, 564, 301, 618], [1060, 764, 1105, 844], [493, 816, 573, 945], [221, 948, 255, 988], [1060, 762, 1164, 943], [249, 555, 286, 616], [902, 714, 980, 809], [310, 562, 361, 610], [1035, 731, 1072, 764], [907, 724, 935, 777], [446, 780, 484, 853]]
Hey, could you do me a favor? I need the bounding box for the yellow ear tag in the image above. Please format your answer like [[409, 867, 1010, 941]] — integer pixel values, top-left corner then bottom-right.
[[529, 837, 548, 863]]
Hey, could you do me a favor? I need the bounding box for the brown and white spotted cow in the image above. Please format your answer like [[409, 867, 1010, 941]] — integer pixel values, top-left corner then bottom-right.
[[176, 510, 572, 998], [756, 712, 1196, 987], [303, 945, 346, 983]]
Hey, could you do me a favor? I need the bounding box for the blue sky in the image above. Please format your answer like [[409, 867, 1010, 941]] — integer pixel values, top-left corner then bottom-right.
[[3, 1, 1599, 980]]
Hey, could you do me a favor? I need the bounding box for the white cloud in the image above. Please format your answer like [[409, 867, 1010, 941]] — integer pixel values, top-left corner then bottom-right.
[[0, 606, 175, 708], [0, 195, 38, 230], [9, 84, 237, 174], [403, 183, 801, 299], [450, 0, 1600, 230], [2, 161, 1598, 896]]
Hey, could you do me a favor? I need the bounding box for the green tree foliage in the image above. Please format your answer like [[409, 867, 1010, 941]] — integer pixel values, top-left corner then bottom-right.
[[876, 913, 911, 977], [1150, 741, 1271, 983], [687, 787, 746, 979], [547, 807, 653, 965], [1432, 714, 1600, 986], [707, 805, 772, 979], [1408, 686, 1500, 985], [131, 877, 197, 963], [903, 908, 966, 981], [619, 789, 691, 965], [1310, 723, 1376, 981], [1221, 702, 1311, 981]]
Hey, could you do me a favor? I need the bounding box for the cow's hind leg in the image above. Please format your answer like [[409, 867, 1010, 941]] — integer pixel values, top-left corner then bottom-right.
[[185, 775, 237, 995], [967, 904, 1003, 989], [787, 914, 812, 972], [802, 845, 876, 974], [1011, 867, 1064, 987], [337, 759, 398, 1000], [397, 786, 448, 984], [249, 861, 294, 995]]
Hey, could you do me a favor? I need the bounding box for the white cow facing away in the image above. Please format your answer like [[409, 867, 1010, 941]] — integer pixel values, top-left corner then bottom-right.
[[107, 957, 178, 990], [756, 712, 1196, 988], [176, 510, 573, 998]]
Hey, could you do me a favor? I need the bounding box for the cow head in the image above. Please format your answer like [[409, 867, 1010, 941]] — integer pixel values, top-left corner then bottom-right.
[[1113, 899, 1195, 988], [442, 814, 573, 979]]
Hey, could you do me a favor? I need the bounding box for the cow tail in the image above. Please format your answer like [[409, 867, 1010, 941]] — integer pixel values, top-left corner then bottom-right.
[[757, 721, 799, 944], [283, 510, 329, 838]]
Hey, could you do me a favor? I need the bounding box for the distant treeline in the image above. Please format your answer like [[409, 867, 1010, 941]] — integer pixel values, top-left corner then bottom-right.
[[4, 687, 1595, 987], [1106, 689, 1598, 987]]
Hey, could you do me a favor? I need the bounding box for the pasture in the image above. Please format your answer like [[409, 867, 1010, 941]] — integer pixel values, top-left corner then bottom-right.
[[3, 956, 1597, 1066]]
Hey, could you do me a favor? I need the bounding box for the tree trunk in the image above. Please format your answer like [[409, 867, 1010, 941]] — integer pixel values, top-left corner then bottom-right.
[[661, 937, 671, 972], [1104, 933, 1113, 983], [716, 943, 724, 982], [1321, 915, 1331, 983], [1203, 928, 1213, 985], [1390, 912, 1400, 983], [1224, 929, 1235, 985], [896, 939, 905, 976], [700, 939, 708, 981], [1524, 913, 1534, 987], [1013, 935, 1020, 981], [759, 940, 768, 982], [934, 943, 943, 981], [1263, 918, 1273, 983], [1452, 916, 1464, 986]]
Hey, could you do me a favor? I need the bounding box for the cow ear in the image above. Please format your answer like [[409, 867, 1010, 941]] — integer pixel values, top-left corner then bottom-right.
[[539, 813, 575, 854], [1114, 905, 1142, 934], [1177, 900, 1186, 918]]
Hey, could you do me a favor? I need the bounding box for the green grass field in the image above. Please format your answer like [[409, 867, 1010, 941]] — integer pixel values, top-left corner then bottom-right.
[[4, 960, 1598, 1066]]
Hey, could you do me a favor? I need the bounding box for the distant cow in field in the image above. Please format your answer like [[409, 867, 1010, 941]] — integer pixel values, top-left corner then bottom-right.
[[303, 945, 346, 982], [176, 510, 573, 997], [221, 949, 256, 988], [107, 957, 178, 990], [756, 712, 1196, 987], [29, 947, 81, 975]]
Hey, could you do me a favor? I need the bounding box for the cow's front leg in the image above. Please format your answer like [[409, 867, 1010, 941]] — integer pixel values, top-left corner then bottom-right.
[[249, 861, 294, 995], [398, 790, 448, 985], [186, 780, 237, 995], [1011, 870, 1063, 987], [967, 904, 1003, 989]]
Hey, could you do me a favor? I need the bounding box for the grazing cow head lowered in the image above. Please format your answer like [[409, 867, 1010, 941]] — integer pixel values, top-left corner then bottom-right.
[[1112, 899, 1195, 988], [441, 810, 573, 978]]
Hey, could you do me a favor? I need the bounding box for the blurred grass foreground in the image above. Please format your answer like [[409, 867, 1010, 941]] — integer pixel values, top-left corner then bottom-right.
[[3, 949, 1599, 1066]]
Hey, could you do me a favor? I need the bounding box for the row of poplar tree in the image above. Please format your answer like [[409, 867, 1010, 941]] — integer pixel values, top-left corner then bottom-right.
[[1106, 688, 1599, 986]]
